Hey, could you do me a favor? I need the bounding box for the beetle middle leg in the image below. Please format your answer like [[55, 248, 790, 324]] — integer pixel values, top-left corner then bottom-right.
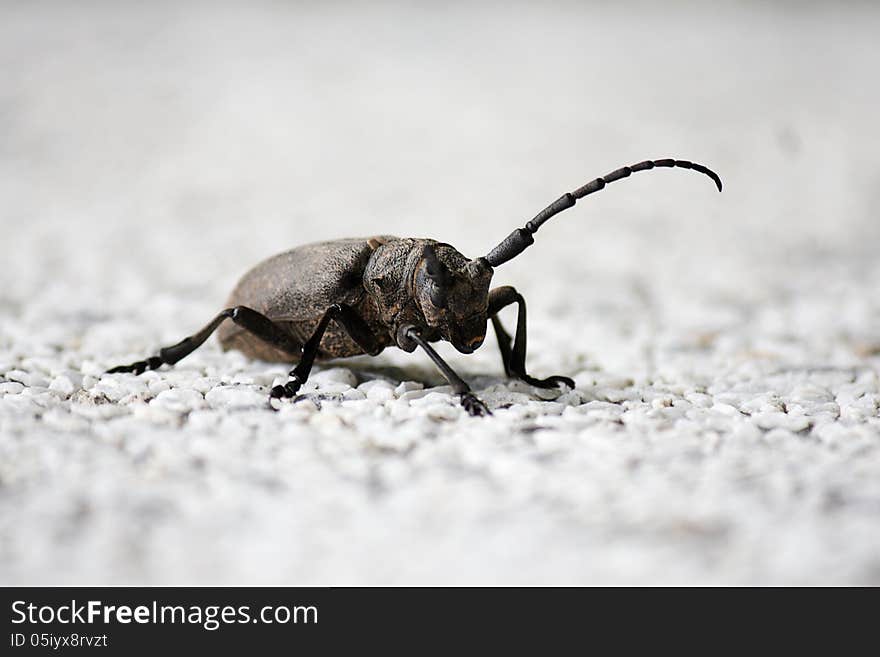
[[107, 306, 300, 374], [403, 327, 490, 417], [488, 286, 575, 390], [269, 304, 381, 401]]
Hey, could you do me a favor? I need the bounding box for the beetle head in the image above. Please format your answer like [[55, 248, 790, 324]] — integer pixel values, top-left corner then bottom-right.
[[413, 244, 493, 353]]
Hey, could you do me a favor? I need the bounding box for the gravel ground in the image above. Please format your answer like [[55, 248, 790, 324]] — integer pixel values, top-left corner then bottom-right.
[[2, 1, 879, 585]]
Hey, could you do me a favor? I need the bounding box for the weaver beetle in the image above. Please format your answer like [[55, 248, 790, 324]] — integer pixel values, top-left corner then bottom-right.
[[109, 158, 722, 416]]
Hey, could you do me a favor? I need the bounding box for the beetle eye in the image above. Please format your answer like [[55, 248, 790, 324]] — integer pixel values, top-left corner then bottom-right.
[[428, 284, 447, 309]]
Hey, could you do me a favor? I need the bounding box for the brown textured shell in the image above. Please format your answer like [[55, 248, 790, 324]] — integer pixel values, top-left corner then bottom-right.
[[217, 237, 398, 363]]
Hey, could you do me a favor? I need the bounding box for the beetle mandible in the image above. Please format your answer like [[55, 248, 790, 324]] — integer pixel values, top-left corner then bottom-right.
[[108, 158, 722, 416]]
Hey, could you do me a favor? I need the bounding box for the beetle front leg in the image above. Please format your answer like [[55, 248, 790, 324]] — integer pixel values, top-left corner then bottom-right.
[[403, 327, 490, 417], [269, 304, 381, 402], [488, 286, 575, 390]]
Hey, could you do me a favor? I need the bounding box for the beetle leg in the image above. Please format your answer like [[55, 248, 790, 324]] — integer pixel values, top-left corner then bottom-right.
[[488, 286, 575, 390], [107, 306, 300, 374], [403, 327, 490, 417], [269, 304, 381, 401]]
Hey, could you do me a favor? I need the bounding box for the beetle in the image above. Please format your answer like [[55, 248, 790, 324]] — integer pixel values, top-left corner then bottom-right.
[[108, 158, 722, 416]]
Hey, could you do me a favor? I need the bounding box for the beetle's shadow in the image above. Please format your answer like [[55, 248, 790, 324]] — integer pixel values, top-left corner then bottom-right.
[[312, 358, 572, 405], [317, 356, 504, 391], [321, 358, 450, 388]]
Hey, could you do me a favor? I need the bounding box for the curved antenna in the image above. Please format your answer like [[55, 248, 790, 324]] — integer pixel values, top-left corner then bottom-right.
[[484, 158, 722, 267]]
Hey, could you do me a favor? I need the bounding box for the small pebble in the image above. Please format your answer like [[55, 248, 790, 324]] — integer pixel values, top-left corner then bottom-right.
[[0, 382, 25, 395], [148, 379, 172, 396], [342, 388, 367, 401], [399, 388, 432, 402], [6, 370, 49, 388], [49, 375, 76, 396], [424, 404, 459, 421], [359, 380, 397, 402], [395, 381, 423, 394], [205, 386, 267, 409], [311, 368, 358, 387], [151, 388, 206, 412]]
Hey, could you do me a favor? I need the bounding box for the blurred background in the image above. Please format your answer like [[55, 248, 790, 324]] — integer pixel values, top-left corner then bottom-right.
[[3, 1, 878, 309], [1, 1, 879, 584]]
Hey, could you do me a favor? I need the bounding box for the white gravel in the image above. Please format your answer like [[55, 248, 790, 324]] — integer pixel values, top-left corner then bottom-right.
[[2, 2, 879, 585]]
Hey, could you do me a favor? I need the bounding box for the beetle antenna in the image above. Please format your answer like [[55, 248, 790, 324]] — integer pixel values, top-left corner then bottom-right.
[[484, 158, 722, 267]]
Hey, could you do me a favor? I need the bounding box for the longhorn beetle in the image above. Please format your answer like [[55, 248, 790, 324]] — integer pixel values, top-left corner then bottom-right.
[[108, 158, 722, 416]]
